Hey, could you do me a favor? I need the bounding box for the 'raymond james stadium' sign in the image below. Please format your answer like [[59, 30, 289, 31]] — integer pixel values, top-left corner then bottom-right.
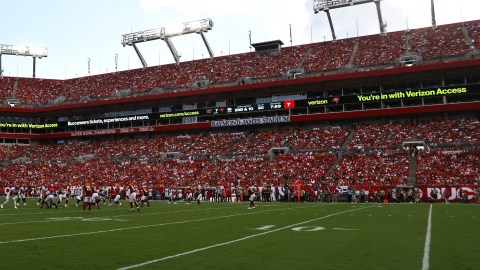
[[211, 116, 290, 127]]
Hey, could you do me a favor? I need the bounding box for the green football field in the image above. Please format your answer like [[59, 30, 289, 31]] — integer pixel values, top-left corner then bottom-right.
[[0, 199, 478, 270]]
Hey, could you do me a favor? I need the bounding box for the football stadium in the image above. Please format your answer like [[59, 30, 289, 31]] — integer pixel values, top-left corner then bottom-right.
[[1, 0, 479, 269]]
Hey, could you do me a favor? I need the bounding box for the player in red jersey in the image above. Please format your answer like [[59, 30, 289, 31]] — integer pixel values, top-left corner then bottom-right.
[[140, 186, 150, 207], [82, 182, 94, 214], [108, 185, 122, 206], [39, 188, 50, 209]]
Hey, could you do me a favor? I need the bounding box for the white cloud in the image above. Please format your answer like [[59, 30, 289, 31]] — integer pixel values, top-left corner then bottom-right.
[[139, 0, 283, 16], [137, 0, 313, 46]]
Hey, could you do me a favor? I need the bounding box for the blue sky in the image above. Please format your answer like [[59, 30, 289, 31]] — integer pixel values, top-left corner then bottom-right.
[[1, 0, 479, 79]]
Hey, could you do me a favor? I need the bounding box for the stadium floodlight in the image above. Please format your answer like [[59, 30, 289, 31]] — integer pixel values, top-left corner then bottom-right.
[[121, 18, 214, 67], [313, 0, 386, 39], [0, 44, 48, 78], [0, 44, 48, 58]]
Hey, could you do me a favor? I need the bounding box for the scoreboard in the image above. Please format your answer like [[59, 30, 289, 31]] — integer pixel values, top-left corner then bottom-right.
[[207, 101, 287, 115], [158, 85, 478, 119]]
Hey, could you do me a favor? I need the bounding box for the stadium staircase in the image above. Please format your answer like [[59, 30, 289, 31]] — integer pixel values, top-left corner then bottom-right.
[[247, 54, 269, 78], [460, 25, 475, 49], [297, 48, 313, 69], [461, 25, 480, 57], [407, 154, 417, 186], [13, 79, 18, 98], [347, 40, 360, 68], [406, 132, 418, 186], [405, 30, 412, 52], [323, 125, 356, 178]]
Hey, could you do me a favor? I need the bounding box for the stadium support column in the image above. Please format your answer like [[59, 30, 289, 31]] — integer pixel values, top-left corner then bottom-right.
[[164, 37, 181, 65], [0, 54, 2, 78], [32, 57, 36, 78], [325, 9, 337, 41], [200, 32, 214, 59], [375, 0, 386, 35], [132, 43, 148, 68], [431, 0, 437, 27]]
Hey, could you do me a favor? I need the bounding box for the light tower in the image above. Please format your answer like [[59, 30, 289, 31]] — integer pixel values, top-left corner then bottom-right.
[[431, 0, 437, 27], [0, 44, 48, 78], [121, 18, 214, 67], [313, 0, 386, 40]]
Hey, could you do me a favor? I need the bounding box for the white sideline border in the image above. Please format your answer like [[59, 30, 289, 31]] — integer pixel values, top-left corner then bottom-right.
[[117, 205, 377, 270], [422, 204, 433, 270]]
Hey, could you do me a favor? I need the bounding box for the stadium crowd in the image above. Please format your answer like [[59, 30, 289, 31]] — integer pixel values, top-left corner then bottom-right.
[[353, 31, 406, 67], [464, 20, 480, 50], [416, 149, 480, 186], [0, 118, 478, 195], [409, 22, 471, 60], [1, 20, 479, 106]]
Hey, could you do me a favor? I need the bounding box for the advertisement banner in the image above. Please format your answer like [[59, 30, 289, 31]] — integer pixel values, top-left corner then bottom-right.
[[344, 185, 478, 203], [211, 116, 290, 127], [414, 185, 477, 203]]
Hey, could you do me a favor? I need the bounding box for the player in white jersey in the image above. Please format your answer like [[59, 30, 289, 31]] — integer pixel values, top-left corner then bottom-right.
[[56, 188, 69, 207], [37, 186, 46, 205], [270, 185, 276, 202], [74, 185, 83, 206], [92, 190, 101, 209], [185, 188, 193, 204], [126, 182, 140, 212], [98, 188, 108, 205], [18, 186, 28, 206], [43, 190, 58, 209], [168, 189, 178, 204], [195, 187, 202, 205], [247, 186, 256, 209], [1, 187, 18, 209]]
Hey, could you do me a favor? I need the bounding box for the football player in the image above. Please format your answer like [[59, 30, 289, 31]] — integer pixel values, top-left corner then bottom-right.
[[140, 186, 150, 207], [82, 182, 94, 214], [127, 182, 140, 212], [1, 187, 18, 209]]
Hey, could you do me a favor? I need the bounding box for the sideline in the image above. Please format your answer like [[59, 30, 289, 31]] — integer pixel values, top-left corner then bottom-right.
[[117, 204, 377, 270], [421, 204, 433, 270]]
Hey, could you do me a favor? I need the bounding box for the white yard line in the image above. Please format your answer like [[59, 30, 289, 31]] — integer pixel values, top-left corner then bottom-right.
[[0, 219, 68, 226], [117, 205, 377, 270], [422, 204, 433, 270], [0, 205, 309, 244], [0, 201, 215, 217], [0, 204, 265, 226]]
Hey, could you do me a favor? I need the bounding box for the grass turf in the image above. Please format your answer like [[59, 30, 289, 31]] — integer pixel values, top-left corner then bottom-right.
[[0, 199, 478, 270]]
